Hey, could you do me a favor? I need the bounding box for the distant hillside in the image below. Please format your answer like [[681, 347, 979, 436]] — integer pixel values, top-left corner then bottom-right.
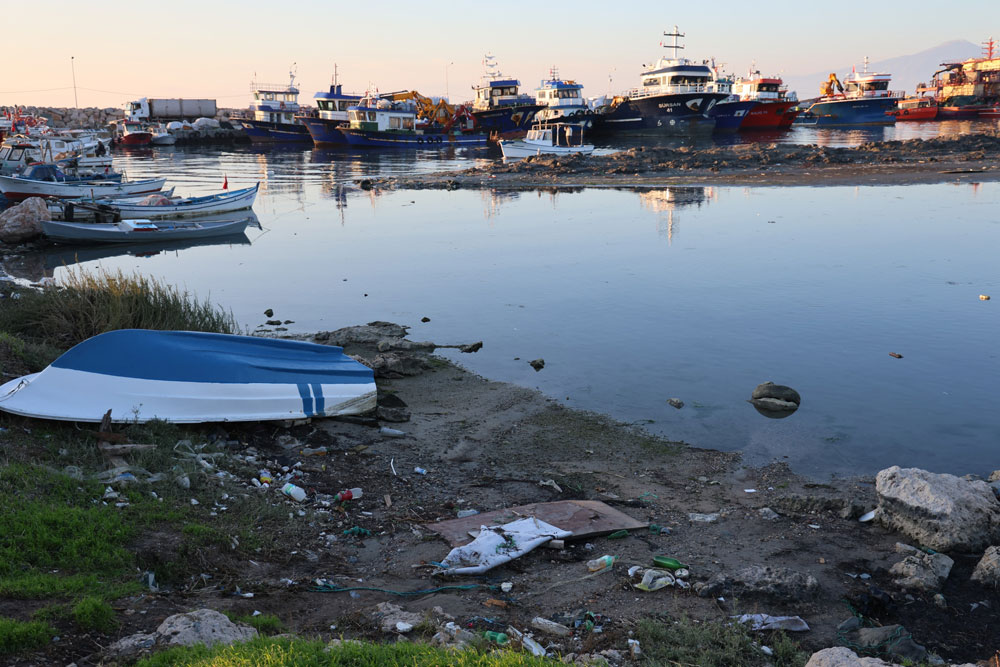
[[784, 40, 982, 98]]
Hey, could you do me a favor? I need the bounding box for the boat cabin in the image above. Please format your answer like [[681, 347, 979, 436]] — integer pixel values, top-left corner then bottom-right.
[[18, 164, 69, 182], [250, 70, 302, 125], [473, 77, 534, 111], [525, 123, 587, 147], [535, 71, 589, 119], [732, 74, 797, 102], [347, 98, 417, 132], [637, 57, 714, 97], [314, 83, 362, 122]]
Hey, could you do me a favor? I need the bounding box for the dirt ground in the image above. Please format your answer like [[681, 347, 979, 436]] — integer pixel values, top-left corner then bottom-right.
[[27, 331, 982, 666], [372, 131, 1000, 191]]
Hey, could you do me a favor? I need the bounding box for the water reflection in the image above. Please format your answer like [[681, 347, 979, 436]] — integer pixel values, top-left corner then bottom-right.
[[636, 187, 716, 242]]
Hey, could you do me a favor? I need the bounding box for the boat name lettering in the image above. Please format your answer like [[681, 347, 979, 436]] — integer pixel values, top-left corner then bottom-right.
[[657, 102, 681, 109]]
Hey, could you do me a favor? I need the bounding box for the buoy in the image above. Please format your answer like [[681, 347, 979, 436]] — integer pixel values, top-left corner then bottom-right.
[[980, 294, 991, 301], [889, 352, 903, 359]]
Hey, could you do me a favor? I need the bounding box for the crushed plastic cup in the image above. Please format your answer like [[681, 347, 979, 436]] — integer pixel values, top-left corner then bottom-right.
[[634, 568, 675, 591]]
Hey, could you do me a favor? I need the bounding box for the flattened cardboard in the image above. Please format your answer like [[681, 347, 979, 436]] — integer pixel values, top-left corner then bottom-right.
[[428, 500, 647, 547]]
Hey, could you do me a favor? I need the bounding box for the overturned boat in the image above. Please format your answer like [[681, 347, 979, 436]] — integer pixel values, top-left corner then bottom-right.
[[0, 330, 377, 423]]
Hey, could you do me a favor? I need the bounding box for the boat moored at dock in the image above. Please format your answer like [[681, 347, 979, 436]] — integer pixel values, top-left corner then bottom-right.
[[795, 58, 902, 126], [890, 96, 939, 121], [340, 95, 488, 148], [241, 68, 312, 143], [470, 55, 543, 139], [731, 70, 800, 129], [298, 68, 363, 146], [534, 70, 594, 125], [499, 122, 594, 158], [0, 167, 165, 201]]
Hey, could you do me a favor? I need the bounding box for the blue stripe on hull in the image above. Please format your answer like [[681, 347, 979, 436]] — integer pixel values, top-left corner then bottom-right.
[[796, 98, 897, 126], [242, 120, 312, 143]]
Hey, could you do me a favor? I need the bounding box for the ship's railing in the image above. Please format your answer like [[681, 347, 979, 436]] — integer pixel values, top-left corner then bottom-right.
[[625, 83, 711, 99], [251, 83, 300, 94]]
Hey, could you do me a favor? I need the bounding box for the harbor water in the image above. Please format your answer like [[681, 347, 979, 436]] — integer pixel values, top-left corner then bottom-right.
[[3, 129, 999, 479]]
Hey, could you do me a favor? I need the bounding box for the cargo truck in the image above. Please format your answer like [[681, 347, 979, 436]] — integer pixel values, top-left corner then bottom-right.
[[125, 98, 217, 122]]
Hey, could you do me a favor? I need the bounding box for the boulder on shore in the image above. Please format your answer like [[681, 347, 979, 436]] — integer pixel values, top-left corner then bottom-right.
[[697, 565, 818, 601], [805, 646, 976, 667], [0, 197, 49, 244], [971, 545, 1000, 586], [875, 466, 1000, 552]]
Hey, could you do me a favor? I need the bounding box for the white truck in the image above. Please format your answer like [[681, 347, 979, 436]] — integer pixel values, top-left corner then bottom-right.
[[125, 98, 217, 122]]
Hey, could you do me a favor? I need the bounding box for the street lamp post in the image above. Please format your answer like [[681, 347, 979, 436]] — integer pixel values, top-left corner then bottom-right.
[[71, 56, 78, 107], [445, 61, 454, 102]]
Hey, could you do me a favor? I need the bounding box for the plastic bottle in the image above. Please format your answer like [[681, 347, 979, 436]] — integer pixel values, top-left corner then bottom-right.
[[380, 426, 405, 438], [587, 555, 616, 572], [335, 488, 363, 503], [281, 483, 307, 502], [482, 631, 509, 645], [653, 556, 687, 570]]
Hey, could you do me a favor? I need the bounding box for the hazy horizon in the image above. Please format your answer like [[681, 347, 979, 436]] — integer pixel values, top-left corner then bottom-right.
[[2, 1, 995, 110]]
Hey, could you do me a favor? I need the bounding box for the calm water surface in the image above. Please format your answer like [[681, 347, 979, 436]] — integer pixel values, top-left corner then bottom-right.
[[3, 140, 999, 479]]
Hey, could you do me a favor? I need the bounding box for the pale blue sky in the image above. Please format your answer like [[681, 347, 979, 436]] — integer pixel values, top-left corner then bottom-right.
[[2, 1, 993, 109]]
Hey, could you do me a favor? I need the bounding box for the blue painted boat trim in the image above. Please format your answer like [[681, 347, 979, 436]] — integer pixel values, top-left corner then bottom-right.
[[51, 330, 374, 385]]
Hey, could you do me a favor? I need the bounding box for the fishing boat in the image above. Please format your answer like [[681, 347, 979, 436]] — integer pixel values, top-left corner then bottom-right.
[[499, 122, 594, 158], [707, 72, 759, 132], [590, 27, 731, 137], [0, 134, 112, 175], [113, 120, 153, 146], [731, 70, 800, 129], [52, 183, 259, 221], [340, 95, 489, 148], [981, 104, 1000, 118], [0, 330, 377, 424], [298, 67, 363, 146], [890, 96, 939, 121], [470, 54, 544, 138], [916, 38, 1000, 119], [241, 67, 311, 142], [40, 213, 253, 244], [795, 58, 902, 126], [534, 69, 594, 125], [0, 169, 165, 201], [148, 123, 177, 145]]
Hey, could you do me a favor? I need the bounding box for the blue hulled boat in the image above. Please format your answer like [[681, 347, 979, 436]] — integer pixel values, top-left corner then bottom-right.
[[340, 95, 489, 148], [241, 68, 312, 142], [706, 73, 760, 132], [590, 27, 731, 137], [533, 69, 594, 125], [469, 55, 543, 138], [795, 59, 901, 126], [298, 67, 363, 146]]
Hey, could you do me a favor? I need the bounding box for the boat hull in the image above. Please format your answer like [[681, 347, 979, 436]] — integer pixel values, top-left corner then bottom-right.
[[299, 116, 349, 146], [242, 119, 312, 143], [591, 91, 730, 137], [73, 184, 260, 220], [892, 106, 938, 121], [709, 100, 759, 132], [0, 175, 166, 200], [796, 97, 898, 126], [499, 140, 594, 158], [41, 216, 252, 243], [738, 100, 800, 129], [340, 129, 490, 148], [471, 104, 543, 138], [0, 330, 377, 424], [119, 133, 152, 146]]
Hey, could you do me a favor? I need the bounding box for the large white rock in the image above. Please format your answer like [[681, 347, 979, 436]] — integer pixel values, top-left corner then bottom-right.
[[875, 466, 1000, 552], [805, 647, 976, 667], [889, 549, 954, 591], [971, 545, 1000, 586], [155, 608, 257, 648], [0, 197, 49, 243]]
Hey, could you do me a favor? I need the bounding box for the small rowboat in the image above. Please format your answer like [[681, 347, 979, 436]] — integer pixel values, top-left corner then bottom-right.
[[41, 214, 252, 244], [54, 183, 259, 221], [0, 173, 166, 200], [499, 122, 594, 158], [0, 330, 377, 424]]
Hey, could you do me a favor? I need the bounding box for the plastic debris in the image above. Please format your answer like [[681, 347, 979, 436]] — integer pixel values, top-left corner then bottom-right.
[[628, 638, 641, 657], [586, 555, 616, 572], [500, 582, 513, 593], [634, 568, 675, 591], [414, 467, 427, 475], [652, 556, 688, 570], [688, 512, 720, 523], [734, 614, 810, 632], [380, 426, 405, 438], [438, 517, 571, 575], [607, 529, 629, 539], [343, 526, 373, 537], [980, 294, 991, 301], [335, 488, 362, 503], [531, 616, 572, 637], [648, 523, 671, 535], [538, 479, 562, 493], [859, 510, 877, 522], [456, 509, 480, 518], [281, 483, 307, 502], [483, 631, 508, 645]]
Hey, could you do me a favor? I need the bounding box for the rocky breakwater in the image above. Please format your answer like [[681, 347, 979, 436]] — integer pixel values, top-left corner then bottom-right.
[[27, 106, 121, 129]]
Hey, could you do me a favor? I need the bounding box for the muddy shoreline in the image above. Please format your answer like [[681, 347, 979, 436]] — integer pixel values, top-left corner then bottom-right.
[[373, 131, 1000, 191]]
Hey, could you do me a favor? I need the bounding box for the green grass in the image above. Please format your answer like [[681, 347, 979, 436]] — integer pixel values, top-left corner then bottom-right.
[[0, 267, 240, 348], [0, 331, 62, 375], [136, 637, 561, 666], [224, 613, 285, 635], [637, 616, 808, 667], [72, 596, 118, 632], [0, 617, 54, 655]]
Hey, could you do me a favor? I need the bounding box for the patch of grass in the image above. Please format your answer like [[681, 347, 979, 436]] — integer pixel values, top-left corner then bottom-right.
[[137, 636, 561, 666], [224, 613, 285, 635], [0, 267, 240, 348], [72, 596, 118, 632], [0, 330, 62, 375], [637, 616, 807, 667], [0, 617, 54, 655]]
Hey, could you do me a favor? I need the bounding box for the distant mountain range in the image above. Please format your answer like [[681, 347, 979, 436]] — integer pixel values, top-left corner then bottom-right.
[[783, 40, 983, 98]]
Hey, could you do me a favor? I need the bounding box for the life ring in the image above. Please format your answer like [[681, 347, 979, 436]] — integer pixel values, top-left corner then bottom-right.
[[903, 109, 909, 115], [435, 136, 443, 143], [417, 137, 424, 144]]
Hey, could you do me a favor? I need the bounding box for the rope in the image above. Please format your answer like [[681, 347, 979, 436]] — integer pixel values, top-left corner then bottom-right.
[[311, 583, 496, 597]]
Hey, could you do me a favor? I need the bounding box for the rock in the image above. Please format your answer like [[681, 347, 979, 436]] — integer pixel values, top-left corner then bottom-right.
[[0, 197, 50, 244], [699, 565, 818, 601], [529, 358, 545, 371], [875, 466, 1000, 552], [372, 602, 423, 634], [933, 593, 947, 608], [369, 352, 433, 378], [377, 392, 411, 422], [265, 319, 282, 325], [889, 550, 954, 591], [805, 646, 892, 666], [989, 470, 1000, 483], [105, 632, 157, 659], [315, 321, 410, 347], [751, 381, 801, 404], [970, 545, 1000, 586], [420, 316, 431, 322], [667, 398, 684, 409], [759, 507, 780, 520], [156, 608, 257, 648]]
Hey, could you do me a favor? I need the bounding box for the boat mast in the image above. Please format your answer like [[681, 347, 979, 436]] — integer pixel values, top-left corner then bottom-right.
[[983, 37, 996, 60], [663, 26, 685, 60]]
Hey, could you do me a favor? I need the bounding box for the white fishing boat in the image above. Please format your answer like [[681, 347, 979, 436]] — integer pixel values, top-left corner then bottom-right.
[[148, 123, 177, 145], [41, 213, 253, 244], [0, 172, 166, 200], [498, 122, 594, 158], [0, 330, 377, 424], [54, 183, 259, 221]]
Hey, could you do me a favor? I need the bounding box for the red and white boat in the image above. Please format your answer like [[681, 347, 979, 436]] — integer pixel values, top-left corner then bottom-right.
[[114, 120, 152, 146], [890, 96, 939, 121], [731, 70, 800, 130], [980, 105, 1000, 118]]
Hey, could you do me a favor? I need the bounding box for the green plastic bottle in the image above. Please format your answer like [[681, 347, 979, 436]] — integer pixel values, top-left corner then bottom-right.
[[653, 556, 687, 570], [483, 631, 509, 645]]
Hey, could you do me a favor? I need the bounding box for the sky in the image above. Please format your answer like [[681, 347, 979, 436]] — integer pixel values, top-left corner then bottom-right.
[[2, 0, 994, 110]]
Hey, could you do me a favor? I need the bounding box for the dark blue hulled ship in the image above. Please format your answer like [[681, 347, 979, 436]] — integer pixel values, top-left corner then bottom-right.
[[706, 72, 760, 132], [298, 68, 363, 146], [590, 27, 731, 138], [795, 58, 901, 126], [469, 55, 543, 138], [240, 67, 311, 143]]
